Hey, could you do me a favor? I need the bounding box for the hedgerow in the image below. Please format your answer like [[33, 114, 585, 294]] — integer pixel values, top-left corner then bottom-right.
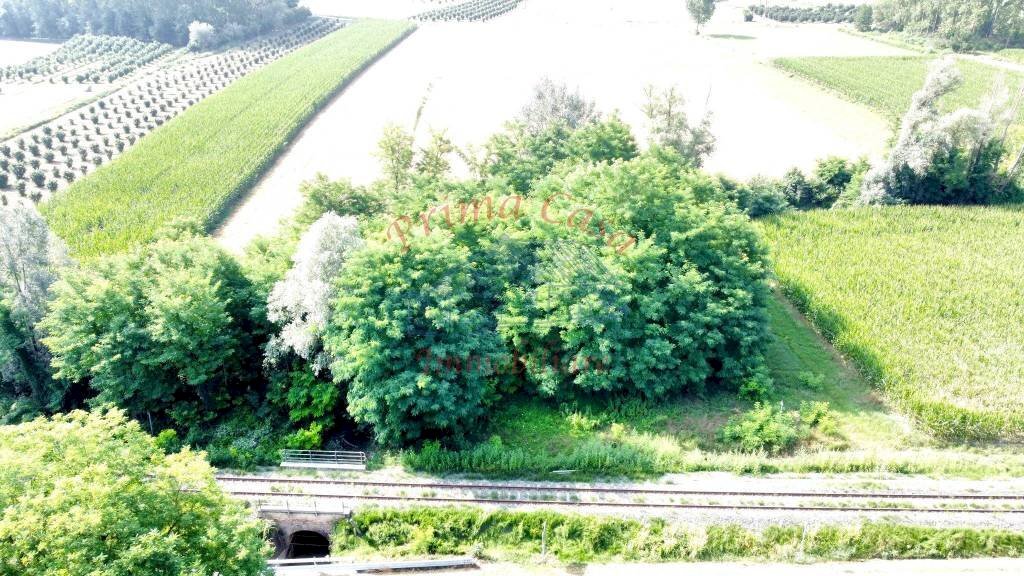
[[747, 4, 858, 24], [42, 19, 415, 257]]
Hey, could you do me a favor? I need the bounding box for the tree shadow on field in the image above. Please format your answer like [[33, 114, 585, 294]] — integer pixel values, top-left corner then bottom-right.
[[708, 34, 756, 40]]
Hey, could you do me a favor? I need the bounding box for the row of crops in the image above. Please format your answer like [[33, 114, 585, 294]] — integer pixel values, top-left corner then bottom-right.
[[748, 3, 858, 24], [415, 0, 523, 22], [0, 35, 175, 85], [0, 18, 345, 207], [773, 56, 1024, 130], [761, 206, 1024, 441], [41, 19, 416, 257]]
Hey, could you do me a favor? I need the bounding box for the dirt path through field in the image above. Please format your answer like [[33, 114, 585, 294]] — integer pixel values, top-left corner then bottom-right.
[[216, 0, 911, 252]]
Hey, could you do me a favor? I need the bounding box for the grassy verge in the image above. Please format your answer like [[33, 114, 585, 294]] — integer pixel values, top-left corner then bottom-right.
[[399, 292, 1024, 479], [333, 506, 1024, 564], [760, 206, 1024, 441], [41, 19, 415, 257]]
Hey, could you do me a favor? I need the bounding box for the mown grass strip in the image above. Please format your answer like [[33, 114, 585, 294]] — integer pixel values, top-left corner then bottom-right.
[[42, 19, 416, 257], [760, 206, 1024, 441]]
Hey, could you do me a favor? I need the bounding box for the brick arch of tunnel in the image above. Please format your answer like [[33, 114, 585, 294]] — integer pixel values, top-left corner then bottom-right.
[[262, 511, 346, 558]]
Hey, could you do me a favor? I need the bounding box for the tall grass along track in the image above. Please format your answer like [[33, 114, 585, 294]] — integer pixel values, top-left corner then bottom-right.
[[42, 19, 416, 257]]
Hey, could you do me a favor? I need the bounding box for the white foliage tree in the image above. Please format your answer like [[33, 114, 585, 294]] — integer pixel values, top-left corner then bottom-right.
[[519, 78, 599, 136], [266, 213, 363, 374], [0, 204, 70, 418], [860, 57, 1016, 204], [0, 204, 69, 330]]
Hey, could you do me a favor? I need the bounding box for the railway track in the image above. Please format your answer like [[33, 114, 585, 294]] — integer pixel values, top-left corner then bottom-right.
[[216, 475, 1024, 515], [216, 475, 1024, 501]]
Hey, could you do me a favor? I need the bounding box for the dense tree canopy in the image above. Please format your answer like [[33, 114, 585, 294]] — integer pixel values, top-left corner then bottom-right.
[[40, 226, 266, 432], [499, 154, 771, 399], [17, 81, 774, 454], [324, 233, 507, 446], [871, 0, 1024, 49], [0, 409, 271, 576], [0, 0, 309, 46]]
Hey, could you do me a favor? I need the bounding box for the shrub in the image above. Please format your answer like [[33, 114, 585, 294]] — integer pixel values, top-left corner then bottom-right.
[[733, 176, 790, 217], [719, 401, 841, 454], [295, 173, 386, 224], [720, 403, 802, 454], [519, 77, 599, 137], [336, 506, 1024, 563]]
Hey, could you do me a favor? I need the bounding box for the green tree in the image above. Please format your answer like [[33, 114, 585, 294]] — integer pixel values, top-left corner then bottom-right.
[[486, 116, 640, 194], [500, 153, 771, 399], [643, 85, 715, 168], [40, 226, 265, 432], [0, 408, 271, 576], [323, 233, 506, 446], [854, 4, 873, 32], [686, 0, 716, 34]]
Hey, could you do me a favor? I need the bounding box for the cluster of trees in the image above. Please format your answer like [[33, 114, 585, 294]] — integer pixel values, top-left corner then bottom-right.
[[1, 80, 773, 456], [861, 57, 1022, 205], [864, 0, 1024, 49], [0, 0, 310, 48], [746, 3, 859, 24], [732, 59, 1023, 213]]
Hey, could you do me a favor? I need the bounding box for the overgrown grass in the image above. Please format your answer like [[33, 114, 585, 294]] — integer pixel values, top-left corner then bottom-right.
[[334, 506, 1024, 564], [42, 19, 415, 257], [761, 206, 1024, 441], [998, 49, 1024, 65], [774, 56, 1024, 125], [400, 292, 1024, 479]]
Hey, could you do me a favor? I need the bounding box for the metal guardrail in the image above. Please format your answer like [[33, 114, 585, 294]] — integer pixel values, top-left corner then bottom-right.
[[279, 450, 367, 470]]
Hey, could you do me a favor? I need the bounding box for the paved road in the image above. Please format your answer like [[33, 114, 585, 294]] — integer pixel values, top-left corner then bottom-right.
[[273, 558, 1024, 575]]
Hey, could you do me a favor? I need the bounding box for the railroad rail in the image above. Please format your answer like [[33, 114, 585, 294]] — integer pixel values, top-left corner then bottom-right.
[[227, 489, 1024, 514], [217, 475, 1024, 501], [217, 475, 1024, 515]]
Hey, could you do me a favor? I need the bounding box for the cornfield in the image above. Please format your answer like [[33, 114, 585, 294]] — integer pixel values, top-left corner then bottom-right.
[[761, 206, 1024, 441], [774, 56, 1024, 125], [42, 19, 415, 257]]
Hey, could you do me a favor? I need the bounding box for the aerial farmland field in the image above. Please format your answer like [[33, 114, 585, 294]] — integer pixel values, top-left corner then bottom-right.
[[775, 55, 1024, 124], [218, 0, 909, 249], [41, 19, 414, 256], [762, 206, 1024, 441]]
